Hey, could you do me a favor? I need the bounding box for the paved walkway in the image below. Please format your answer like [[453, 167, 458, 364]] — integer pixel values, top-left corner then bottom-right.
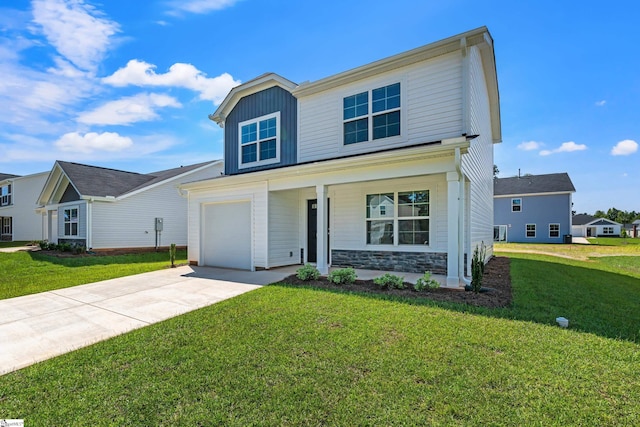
[[0, 265, 293, 375]]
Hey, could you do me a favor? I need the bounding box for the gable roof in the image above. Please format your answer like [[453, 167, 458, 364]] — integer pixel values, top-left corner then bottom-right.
[[572, 214, 621, 226], [0, 173, 20, 182], [494, 173, 575, 196], [39, 160, 222, 204]]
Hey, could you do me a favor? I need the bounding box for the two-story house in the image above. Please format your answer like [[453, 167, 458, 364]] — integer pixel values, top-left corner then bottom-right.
[[494, 173, 575, 243], [0, 172, 49, 242], [36, 160, 223, 250], [182, 27, 501, 287]]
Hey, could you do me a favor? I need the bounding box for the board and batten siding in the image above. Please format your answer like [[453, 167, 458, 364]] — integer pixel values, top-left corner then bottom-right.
[[461, 45, 494, 258], [224, 86, 297, 176], [328, 175, 449, 254], [268, 190, 300, 267], [187, 181, 268, 269], [90, 165, 223, 249], [297, 52, 464, 163]]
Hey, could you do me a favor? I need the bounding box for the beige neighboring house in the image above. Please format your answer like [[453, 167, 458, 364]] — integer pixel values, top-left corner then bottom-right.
[[0, 171, 49, 242], [37, 160, 223, 250]]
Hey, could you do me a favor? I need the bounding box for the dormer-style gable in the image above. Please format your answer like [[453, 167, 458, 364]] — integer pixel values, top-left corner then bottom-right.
[[210, 73, 298, 176]]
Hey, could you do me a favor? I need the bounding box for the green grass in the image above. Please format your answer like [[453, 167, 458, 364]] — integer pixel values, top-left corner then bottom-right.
[[588, 237, 640, 246], [495, 241, 640, 260], [0, 250, 187, 299], [0, 251, 638, 425]]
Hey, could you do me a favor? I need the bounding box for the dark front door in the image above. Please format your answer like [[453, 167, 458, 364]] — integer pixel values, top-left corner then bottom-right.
[[307, 199, 330, 263]]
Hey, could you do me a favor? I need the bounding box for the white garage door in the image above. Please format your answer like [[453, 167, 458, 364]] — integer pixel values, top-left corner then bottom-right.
[[202, 202, 251, 270]]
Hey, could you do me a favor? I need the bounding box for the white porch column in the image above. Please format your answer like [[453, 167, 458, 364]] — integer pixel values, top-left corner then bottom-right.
[[316, 184, 329, 274], [446, 171, 461, 288]]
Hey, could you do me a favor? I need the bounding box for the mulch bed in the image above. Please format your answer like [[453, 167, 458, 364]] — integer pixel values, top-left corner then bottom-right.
[[279, 256, 512, 308]]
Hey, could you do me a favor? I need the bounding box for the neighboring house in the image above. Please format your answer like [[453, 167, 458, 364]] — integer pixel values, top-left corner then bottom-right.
[[36, 160, 223, 250], [181, 27, 501, 288], [0, 172, 49, 241], [493, 173, 575, 243], [630, 219, 640, 238], [571, 214, 622, 238]]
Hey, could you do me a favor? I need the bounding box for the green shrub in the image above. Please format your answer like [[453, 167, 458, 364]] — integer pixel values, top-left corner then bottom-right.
[[72, 245, 86, 255], [296, 264, 320, 281], [46, 242, 58, 251], [38, 240, 48, 250], [414, 271, 440, 291], [471, 241, 487, 293], [58, 243, 72, 252], [373, 273, 406, 289], [327, 268, 357, 285]]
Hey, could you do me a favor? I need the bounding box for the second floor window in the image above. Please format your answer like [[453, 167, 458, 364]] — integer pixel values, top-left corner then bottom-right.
[[0, 184, 12, 207], [344, 83, 401, 145], [239, 112, 280, 168], [511, 198, 522, 212]]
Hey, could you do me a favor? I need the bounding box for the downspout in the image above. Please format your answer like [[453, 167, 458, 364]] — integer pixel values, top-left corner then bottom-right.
[[87, 199, 93, 250], [455, 147, 471, 286]]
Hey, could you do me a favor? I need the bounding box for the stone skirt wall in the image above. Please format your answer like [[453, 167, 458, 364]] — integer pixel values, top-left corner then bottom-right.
[[331, 249, 448, 274]]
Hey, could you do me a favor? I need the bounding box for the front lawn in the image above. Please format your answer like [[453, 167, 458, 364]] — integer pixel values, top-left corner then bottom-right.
[[588, 237, 640, 246], [495, 241, 640, 260], [0, 252, 638, 425], [0, 241, 32, 248], [0, 250, 187, 299]]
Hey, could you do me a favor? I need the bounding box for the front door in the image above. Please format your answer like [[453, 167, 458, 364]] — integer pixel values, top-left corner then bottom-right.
[[307, 199, 330, 263]]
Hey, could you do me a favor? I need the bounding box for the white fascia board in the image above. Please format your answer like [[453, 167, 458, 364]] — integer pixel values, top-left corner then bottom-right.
[[210, 74, 298, 127], [115, 160, 224, 201], [181, 141, 468, 192], [494, 191, 575, 198], [37, 163, 81, 206]]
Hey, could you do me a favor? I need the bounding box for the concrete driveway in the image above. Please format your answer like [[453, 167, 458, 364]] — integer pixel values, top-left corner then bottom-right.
[[0, 265, 293, 375]]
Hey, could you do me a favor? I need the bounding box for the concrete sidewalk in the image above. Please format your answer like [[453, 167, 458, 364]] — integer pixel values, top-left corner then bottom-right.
[[0, 265, 293, 375]]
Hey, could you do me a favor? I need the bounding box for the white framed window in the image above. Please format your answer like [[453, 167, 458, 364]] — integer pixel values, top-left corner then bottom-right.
[[344, 83, 401, 145], [63, 207, 79, 236], [526, 223, 536, 238], [238, 112, 280, 169], [494, 225, 507, 242], [0, 184, 12, 207], [1, 217, 11, 236], [602, 226, 614, 235], [511, 198, 522, 212], [366, 190, 429, 246], [549, 223, 560, 238]]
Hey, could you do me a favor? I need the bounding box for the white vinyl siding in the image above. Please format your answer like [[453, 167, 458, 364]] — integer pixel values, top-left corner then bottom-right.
[[268, 190, 300, 267], [328, 175, 447, 253], [461, 45, 495, 261], [91, 164, 222, 249], [298, 52, 463, 163], [0, 173, 48, 241]]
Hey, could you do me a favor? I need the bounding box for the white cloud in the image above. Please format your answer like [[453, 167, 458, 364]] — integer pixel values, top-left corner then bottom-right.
[[78, 93, 182, 125], [611, 139, 638, 156], [55, 131, 133, 153], [166, 0, 240, 15], [31, 0, 120, 71], [595, 100, 606, 107], [518, 141, 542, 151], [539, 141, 587, 156], [103, 59, 239, 104]]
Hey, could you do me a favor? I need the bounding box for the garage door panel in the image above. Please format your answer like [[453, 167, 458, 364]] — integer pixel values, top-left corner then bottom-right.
[[203, 202, 251, 270]]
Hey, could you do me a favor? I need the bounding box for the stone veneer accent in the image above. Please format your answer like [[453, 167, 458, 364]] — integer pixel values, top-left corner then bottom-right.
[[58, 238, 87, 247], [331, 250, 447, 274]]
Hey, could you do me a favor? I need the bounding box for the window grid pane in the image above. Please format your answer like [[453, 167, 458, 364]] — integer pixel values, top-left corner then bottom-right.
[[367, 220, 394, 245], [259, 118, 276, 139], [526, 224, 536, 237], [373, 111, 400, 140], [344, 118, 368, 145], [549, 224, 560, 237], [398, 219, 429, 245], [241, 123, 257, 144], [242, 144, 257, 164], [372, 83, 401, 113], [260, 139, 276, 160], [343, 92, 368, 120]]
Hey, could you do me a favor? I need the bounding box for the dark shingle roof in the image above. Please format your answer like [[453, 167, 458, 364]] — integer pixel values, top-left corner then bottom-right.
[[494, 173, 575, 196], [572, 214, 595, 225], [57, 161, 217, 198], [0, 173, 20, 182]]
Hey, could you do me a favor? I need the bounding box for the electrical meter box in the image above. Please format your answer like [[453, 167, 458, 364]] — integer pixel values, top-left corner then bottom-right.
[[155, 217, 163, 231]]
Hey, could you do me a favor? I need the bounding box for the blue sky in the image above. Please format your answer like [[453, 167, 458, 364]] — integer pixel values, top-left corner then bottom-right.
[[1, 0, 638, 214]]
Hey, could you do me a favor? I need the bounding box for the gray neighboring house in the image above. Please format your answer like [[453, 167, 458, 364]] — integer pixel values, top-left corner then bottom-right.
[[571, 214, 622, 238], [37, 160, 223, 250], [494, 173, 575, 243]]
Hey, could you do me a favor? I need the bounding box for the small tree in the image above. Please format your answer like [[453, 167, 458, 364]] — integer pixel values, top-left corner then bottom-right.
[[169, 243, 177, 268], [471, 241, 487, 293]]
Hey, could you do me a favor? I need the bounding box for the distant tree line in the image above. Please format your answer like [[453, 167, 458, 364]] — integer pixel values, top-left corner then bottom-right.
[[589, 208, 640, 226]]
